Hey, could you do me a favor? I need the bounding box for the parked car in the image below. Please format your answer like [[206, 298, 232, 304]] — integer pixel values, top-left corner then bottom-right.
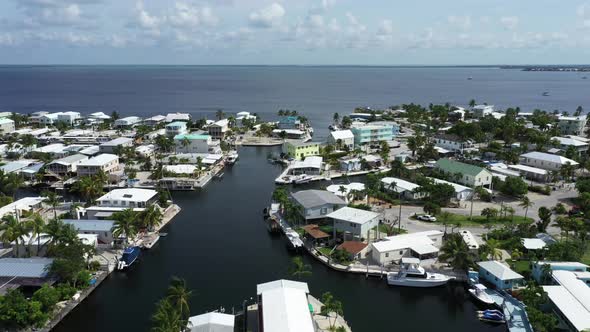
[[417, 214, 437, 222]]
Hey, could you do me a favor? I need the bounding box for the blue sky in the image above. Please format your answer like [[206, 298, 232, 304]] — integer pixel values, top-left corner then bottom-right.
[[1, 0, 589, 65]]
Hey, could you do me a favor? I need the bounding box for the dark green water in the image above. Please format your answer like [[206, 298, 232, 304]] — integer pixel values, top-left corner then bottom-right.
[[54, 147, 502, 331]]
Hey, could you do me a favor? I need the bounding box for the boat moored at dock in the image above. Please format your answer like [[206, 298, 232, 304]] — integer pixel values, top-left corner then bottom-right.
[[117, 246, 141, 270], [468, 283, 496, 306], [387, 257, 454, 287]]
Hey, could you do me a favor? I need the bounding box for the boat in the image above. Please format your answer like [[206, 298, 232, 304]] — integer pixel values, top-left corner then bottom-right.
[[117, 246, 141, 270], [468, 284, 496, 306], [386, 257, 454, 287], [226, 151, 239, 165], [467, 76, 473, 80], [542, 91, 550, 96], [294, 175, 313, 184], [477, 309, 506, 324], [284, 228, 304, 252]]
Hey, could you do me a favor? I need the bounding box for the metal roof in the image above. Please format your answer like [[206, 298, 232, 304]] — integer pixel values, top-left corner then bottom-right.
[[326, 207, 380, 225], [521, 151, 579, 166], [62, 219, 115, 232], [0, 258, 53, 278], [291, 190, 345, 209], [477, 261, 523, 280], [435, 158, 489, 177]]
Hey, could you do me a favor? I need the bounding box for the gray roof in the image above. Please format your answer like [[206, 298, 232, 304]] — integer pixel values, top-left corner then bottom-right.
[[49, 153, 88, 165], [100, 137, 133, 146], [62, 219, 115, 232], [291, 190, 346, 209], [0, 258, 54, 278]]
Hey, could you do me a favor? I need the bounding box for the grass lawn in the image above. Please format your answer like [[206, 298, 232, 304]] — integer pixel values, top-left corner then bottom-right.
[[317, 247, 333, 257], [374, 224, 408, 235], [508, 259, 532, 275], [435, 213, 534, 227]]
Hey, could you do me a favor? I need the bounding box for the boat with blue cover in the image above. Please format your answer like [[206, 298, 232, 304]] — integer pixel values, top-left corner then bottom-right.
[[117, 246, 141, 270]]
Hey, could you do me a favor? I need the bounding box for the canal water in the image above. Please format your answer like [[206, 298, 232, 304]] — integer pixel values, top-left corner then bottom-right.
[[54, 146, 502, 332]]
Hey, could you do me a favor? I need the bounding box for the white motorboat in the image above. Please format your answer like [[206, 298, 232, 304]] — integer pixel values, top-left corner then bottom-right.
[[387, 257, 454, 288], [468, 284, 496, 306], [226, 151, 239, 165]]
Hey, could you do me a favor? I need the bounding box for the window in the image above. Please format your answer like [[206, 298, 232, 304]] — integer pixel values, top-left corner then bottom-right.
[[320, 207, 327, 215], [385, 253, 389, 258], [399, 251, 403, 255]]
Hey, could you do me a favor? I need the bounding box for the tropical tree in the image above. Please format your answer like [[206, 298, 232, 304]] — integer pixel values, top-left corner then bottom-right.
[[0, 215, 29, 257], [140, 205, 163, 231], [481, 207, 499, 222], [42, 191, 61, 219], [438, 233, 472, 271], [111, 209, 138, 245], [536, 207, 552, 233], [28, 213, 46, 254], [289, 256, 312, 280], [215, 109, 225, 121], [485, 239, 503, 260], [519, 195, 534, 221], [151, 297, 183, 332], [320, 292, 344, 329], [166, 277, 193, 327]]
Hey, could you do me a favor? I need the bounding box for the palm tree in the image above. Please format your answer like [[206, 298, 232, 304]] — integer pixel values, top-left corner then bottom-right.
[[438, 233, 472, 271], [485, 239, 503, 260], [180, 137, 190, 153], [28, 213, 45, 254], [151, 297, 183, 332], [439, 211, 452, 236], [519, 195, 534, 221], [111, 208, 138, 245], [196, 157, 203, 177], [469, 99, 476, 108], [215, 109, 225, 121], [42, 191, 60, 219], [320, 292, 344, 329], [166, 277, 193, 325], [0, 215, 28, 257], [140, 205, 163, 231], [289, 257, 312, 280]]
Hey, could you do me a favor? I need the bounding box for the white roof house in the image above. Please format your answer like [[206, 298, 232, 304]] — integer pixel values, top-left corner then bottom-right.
[[330, 130, 354, 141], [165, 113, 191, 123], [521, 151, 579, 167], [543, 270, 590, 332], [256, 279, 314, 332], [326, 182, 365, 201], [521, 238, 547, 250], [372, 230, 443, 256], [88, 112, 111, 120], [96, 188, 158, 208], [114, 116, 142, 127], [381, 177, 420, 193], [552, 136, 589, 148], [477, 261, 524, 281], [0, 197, 44, 219], [187, 312, 235, 332], [326, 207, 380, 225], [459, 230, 479, 250], [78, 153, 118, 167], [32, 143, 66, 154], [292, 156, 323, 170]]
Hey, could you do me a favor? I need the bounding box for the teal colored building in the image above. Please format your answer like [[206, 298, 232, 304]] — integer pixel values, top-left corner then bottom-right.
[[351, 123, 399, 145]]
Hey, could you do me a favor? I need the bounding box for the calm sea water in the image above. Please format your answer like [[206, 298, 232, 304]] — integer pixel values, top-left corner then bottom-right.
[[0, 66, 588, 140], [1, 66, 586, 331]]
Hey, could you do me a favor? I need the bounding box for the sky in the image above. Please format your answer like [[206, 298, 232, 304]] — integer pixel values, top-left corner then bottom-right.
[[1, 0, 590, 65]]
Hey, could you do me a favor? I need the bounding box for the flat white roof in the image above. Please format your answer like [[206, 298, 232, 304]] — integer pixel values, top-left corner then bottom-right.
[[477, 261, 523, 280], [326, 207, 380, 225], [97, 188, 157, 203], [381, 177, 420, 193], [78, 153, 118, 166], [292, 156, 322, 169], [428, 177, 472, 193], [372, 231, 443, 253], [258, 280, 314, 332], [552, 136, 589, 147], [273, 129, 305, 135], [459, 230, 479, 249], [330, 130, 354, 140], [508, 164, 548, 175], [544, 270, 590, 331], [164, 165, 198, 174], [188, 312, 235, 331], [521, 238, 546, 250], [521, 151, 579, 166], [33, 143, 65, 154]]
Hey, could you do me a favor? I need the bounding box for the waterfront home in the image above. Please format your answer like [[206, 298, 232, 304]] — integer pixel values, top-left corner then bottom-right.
[[99, 137, 134, 154], [0, 197, 43, 220], [208, 119, 229, 139], [326, 182, 365, 203], [46, 154, 88, 176], [165, 121, 188, 137], [532, 261, 589, 284], [282, 141, 320, 159], [30, 111, 49, 124], [76, 153, 120, 176], [287, 156, 323, 176], [236, 111, 256, 121], [290, 189, 346, 221], [143, 115, 166, 126], [87, 112, 111, 122], [328, 130, 355, 150], [114, 116, 142, 128], [187, 312, 235, 332], [435, 158, 492, 188], [472, 105, 494, 118], [551, 136, 589, 154], [272, 128, 306, 139], [433, 133, 475, 154], [542, 270, 590, 332], [0, 118, 15, 134], [164, 165, 200, 176], [370, 230, 443, 265], [477, 261, 524, 290], [0, 258, 54, 295], [165, 112, 191, 123], [381, 177, 424, 200], [19, 162, 44, 180], [31, 143, 66, 157], [96, 188, 158, 208], [428, 177, 474, 201], [350, 122, 396, 146], [520, 151, 579, 171], [326, 207, 380, 241], [62, 219, 115, 246], [0, 160, 38, 174], [39, 112, 81, 125], [337, 241, 369, 260], [174, 134, 212, 154], [277, 116, 302, 130], [256, 279, 315, 332], [339, 157, 362, 172], [85, 206, 144, 220], [557, 115, 587, 136], [507, 164, 550, 182]]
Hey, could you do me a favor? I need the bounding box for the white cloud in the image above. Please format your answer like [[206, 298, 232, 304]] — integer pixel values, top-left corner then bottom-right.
[[249, 3, 285, 28], [0, 33, 17, 46], [447, 15, 471, 30], [169, 2, 219, 28], [136, 1, 163, 31], [578, 3, 590, 28], [308, 14, 324, 29], [500, 16, 519, 30], [377, 19, 393, 36]]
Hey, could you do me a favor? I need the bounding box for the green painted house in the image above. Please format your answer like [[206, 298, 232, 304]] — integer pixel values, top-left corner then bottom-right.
[[435, 158, 492, 188]]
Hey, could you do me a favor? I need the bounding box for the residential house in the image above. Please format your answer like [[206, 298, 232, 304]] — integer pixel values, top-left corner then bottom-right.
[[520, 151, 579, 171], [76, 153, 120, 176], [256, 280, 314, 332], [532, 261, 589, 284], [56, 111, 81, 125], [165, 121, 188, 137], [99, 137, 134, 154], [165, 113, 191, 123], [337, 241, 369, 260], [326, 207, 381, 241], [370, 230, 443, 265], [557, 115, 587, 135], [62, 219, 115, 245], [290, 189, 346, 221], [477, 261, 524, 290], [428, 177, 474, 201], [287, 156, 323, 176], [551, 136, 589, 154], [472, 105, 494, 118], [277, 116, 301, 130], [507, 164, 550, 182], [47, 154, 88, 175], [96, 188, 158, 208], [381, 177, 425, 200], [87, 112, 111, 122], [0, 118, 15, 134], [174, 134, 213, 154], [542, 270, 590, 332], [282, 141, 320, 159], [435, 158, 492, 188], [29, 111, 49, 124], [187, 312, 234, 332], [433, 133, 474, 153], [272, 129, 306, 139], [0, 197, 43, 220], [0, 258, 54, 295], [114, 116, 142, 127], [143, 115, 166, 126], [328, 130, 355, 150], [208, 119, 229, 139], [350, 122, 397, 146], [326, 182, 365, 203], [339, 157, 362, 173]]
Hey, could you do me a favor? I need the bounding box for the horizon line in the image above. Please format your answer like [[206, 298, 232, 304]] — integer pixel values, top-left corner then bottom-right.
[[1, 63, 590, 68]]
